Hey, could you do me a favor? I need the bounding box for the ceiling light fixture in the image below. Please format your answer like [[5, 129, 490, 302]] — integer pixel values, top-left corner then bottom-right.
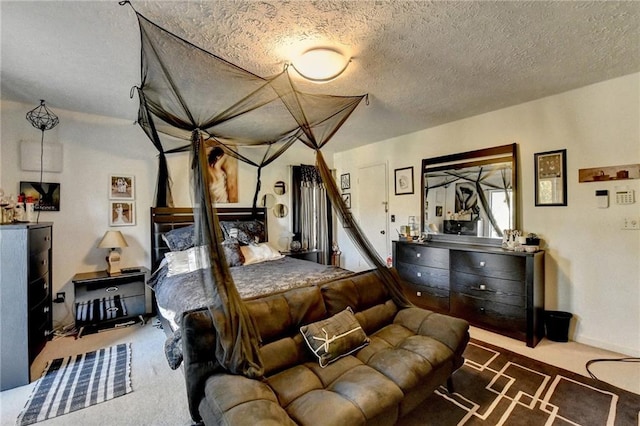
[[291, 48, 351, 83]]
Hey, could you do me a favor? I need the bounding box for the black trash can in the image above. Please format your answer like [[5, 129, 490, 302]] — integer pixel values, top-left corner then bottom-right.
[[545, 311, 573, 342]]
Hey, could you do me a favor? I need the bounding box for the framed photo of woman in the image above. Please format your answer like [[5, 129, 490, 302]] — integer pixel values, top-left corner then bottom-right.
[[109, 201, 135, 226]]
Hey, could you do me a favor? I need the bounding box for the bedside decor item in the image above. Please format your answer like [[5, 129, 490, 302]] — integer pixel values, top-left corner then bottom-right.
[[17, 343, 132, 426], [289, 240, 302, 252], [98, 230, 129, 275], [109, 174, 135, 200], [340, 173, 350, 190], [535, 149, 567, 206], [394, 166, 414, 195]]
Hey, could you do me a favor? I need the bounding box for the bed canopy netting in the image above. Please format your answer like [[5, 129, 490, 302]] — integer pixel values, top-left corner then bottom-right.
[[125, 1, 410, 379]]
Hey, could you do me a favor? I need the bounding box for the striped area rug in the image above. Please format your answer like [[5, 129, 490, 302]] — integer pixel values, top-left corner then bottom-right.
[[17, 343, 132, 425]]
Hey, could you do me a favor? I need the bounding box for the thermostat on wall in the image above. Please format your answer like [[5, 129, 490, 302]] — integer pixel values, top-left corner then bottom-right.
[[595, 190, 608, 208]]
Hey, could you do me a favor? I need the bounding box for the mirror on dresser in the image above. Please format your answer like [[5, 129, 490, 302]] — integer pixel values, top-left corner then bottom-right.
[[422, 143, 518, 244]]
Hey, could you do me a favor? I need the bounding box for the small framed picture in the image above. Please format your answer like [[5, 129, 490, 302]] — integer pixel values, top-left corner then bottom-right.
[[109, 174, 135, 200], [340, 173, 351, 191], [109, 201, 135, 226], [394, 166, 414, 195], [535, 149, 567, 206], [341, 193, 351, 209]]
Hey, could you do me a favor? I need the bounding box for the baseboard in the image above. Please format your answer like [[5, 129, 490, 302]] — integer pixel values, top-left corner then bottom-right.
[[574, 334, 640, 357]]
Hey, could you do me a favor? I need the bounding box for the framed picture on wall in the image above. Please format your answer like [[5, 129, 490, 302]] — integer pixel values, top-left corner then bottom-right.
[[340, 173, 351, 191], [341, 193, 351, 209], [109, 201, 135, 226], [535, 149, 567, 206], [109, 174, 135, 200], [19, 181, 61, 211], [394, 166, 414, 195]]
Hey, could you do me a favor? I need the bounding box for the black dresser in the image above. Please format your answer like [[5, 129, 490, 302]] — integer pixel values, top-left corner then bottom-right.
[[393, 239, 545, 347], [0, 223, 53, 390]]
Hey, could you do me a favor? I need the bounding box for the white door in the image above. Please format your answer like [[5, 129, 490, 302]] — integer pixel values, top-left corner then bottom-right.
[[357, 163, 388, 264]]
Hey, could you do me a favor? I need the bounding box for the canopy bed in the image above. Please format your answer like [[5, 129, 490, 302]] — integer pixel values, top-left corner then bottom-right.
[[122, 2, 469, 424]]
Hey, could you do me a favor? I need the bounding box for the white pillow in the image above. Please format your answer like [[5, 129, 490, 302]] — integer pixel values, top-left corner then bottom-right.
[[165, 245, 211, 277], [240, 243, 284, 265]]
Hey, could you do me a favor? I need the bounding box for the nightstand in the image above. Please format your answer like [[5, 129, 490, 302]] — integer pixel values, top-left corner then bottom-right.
[[72, 267, 150, 337], [280, 250, 321, 264]]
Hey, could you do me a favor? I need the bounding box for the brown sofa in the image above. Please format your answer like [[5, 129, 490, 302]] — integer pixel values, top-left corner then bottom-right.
[[182, 270, 470, 425]]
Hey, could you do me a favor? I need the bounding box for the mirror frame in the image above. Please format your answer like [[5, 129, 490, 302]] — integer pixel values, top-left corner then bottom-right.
[[421, 143, 518, 246]]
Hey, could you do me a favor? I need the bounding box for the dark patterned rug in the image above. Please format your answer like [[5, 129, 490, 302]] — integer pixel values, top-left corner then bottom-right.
[[399, 339, 639, 426]]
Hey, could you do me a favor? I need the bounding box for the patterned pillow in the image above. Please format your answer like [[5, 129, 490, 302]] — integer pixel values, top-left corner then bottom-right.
[[300, 307, 369, 368], [222, 238, 245, 267], [220, 220, 265, 245], [162, 225, 195, 252]]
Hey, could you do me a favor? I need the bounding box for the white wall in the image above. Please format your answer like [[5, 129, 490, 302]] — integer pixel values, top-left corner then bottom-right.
[[0, 99, 317, 328], [1, 100, 157, 328], [334, 73, 640, 356]]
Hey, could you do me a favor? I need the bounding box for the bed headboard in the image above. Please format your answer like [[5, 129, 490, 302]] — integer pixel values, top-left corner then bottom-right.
[[150, 207, 268, 270]]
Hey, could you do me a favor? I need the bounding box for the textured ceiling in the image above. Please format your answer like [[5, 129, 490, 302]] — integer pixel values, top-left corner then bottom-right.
[[2, 1, 639, 152]]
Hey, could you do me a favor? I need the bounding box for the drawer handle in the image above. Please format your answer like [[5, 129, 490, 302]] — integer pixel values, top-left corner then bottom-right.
[[43, 306, 50, 314], [107, 307, 119, 313], [479, 307, 486, 313], [416, 253, 421, 258], [479, 261, 486, 267], [479, 284, 486, 291], [41, 259, 47, 266], [417, 272, 422, 277], [105, 286, 119, 293]]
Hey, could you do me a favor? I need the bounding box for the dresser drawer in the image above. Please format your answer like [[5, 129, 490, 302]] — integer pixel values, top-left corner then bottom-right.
[[29, 227, 52, 255], [451, 271, 525, 307], [75, 276, 145, 302], [28, 273, 50, 307], [396, 243, 449, 269], [400, 279, 449, 312], [29, 250, 50, 281], [451, 293, 526, 334], [451, 250, 525, 281], [397, 261, 449, 289]]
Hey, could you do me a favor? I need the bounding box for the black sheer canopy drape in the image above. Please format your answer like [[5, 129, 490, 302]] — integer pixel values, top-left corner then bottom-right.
[[124, 1, 411, 379]]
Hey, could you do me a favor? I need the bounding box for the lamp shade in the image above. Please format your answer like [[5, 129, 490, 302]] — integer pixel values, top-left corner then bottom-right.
[[98, 230, 128, 249]]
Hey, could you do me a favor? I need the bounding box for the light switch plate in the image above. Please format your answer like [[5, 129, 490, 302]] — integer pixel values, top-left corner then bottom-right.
[[622, 217, 640, 230]]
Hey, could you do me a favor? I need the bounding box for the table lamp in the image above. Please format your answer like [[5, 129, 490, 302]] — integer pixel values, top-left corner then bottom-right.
[[98, 230, 128, 275]]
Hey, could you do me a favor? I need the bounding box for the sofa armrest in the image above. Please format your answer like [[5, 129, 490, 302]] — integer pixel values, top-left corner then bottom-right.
[[394, 307, 469, 366], [182, 307, 224, 422]]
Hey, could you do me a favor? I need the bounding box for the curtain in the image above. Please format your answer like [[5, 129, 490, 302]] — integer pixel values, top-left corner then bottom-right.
[[292, 165, 330, 264]]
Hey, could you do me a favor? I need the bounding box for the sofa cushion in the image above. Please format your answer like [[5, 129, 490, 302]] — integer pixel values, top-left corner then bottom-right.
[[267, 358, 403, 426], [356, 323, 454, 393], [321, 271, 391, 316], [301, 307, 369, 367], [200, 373, 295, 425]]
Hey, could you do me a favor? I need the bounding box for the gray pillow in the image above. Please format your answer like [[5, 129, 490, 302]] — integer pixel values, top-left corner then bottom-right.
[[220, 220, 265, 245], [300, 307, 369, 367], [222, 238, 245, 267], [162, 225, 195, 252]]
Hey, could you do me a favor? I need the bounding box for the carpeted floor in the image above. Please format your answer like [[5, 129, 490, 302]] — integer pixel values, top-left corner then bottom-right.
[[399, 338, 640, 425], [2, 322, 637, 426]]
